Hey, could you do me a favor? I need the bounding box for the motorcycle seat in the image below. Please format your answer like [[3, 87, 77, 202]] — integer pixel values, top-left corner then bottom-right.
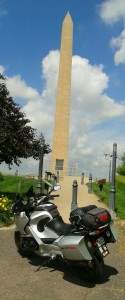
[[45, 215, 75, 236]]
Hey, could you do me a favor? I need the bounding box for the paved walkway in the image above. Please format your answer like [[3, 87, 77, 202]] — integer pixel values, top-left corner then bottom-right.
[[53, 176, 107, 222], [0, 176, 106, 230], [0, 176, 125, 300]]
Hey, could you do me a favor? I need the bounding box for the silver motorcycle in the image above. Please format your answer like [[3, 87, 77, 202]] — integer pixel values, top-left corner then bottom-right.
[[12, 185, 117, 282]]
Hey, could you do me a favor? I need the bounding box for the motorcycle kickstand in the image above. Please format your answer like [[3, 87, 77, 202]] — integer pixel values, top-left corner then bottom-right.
[[36, 256, 56, 272]]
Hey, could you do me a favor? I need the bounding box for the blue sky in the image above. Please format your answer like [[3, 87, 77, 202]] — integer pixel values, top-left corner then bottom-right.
[[0, 0, 125, 179]]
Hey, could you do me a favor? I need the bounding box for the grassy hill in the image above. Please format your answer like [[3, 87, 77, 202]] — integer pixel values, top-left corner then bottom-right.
[[92, 176, 125, 220], [116, 175, 125, 184], [0, 175, 38, 201], [0, 174, 125, 220]]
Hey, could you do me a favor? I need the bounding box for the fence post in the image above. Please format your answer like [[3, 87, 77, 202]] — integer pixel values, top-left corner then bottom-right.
[[51, 174, 55, 187], [36, 137, 45, 194], [71, 180, 78, 211], [57, 170, 59, 183], [45, 171, 48, 180], [88, 173, 92, 193], [81, 172, 84, 184], [109, 143, 117, 219]]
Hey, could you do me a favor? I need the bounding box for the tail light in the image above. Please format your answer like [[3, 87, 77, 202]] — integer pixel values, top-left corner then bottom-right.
[[99, 214, 109, 222]]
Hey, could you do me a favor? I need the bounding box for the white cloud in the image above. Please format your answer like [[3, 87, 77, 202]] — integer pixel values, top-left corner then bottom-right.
[[3, 53, 59, 141], [70, 55, 125, 143], [1, 51, 125, 179], [110, 28, 125, 64], [99, 1, 125, 65], [99, 0, 125, 24], [6, 75, 40, 101], [0, 65, 5, 75], [41, 50, 59, 102]]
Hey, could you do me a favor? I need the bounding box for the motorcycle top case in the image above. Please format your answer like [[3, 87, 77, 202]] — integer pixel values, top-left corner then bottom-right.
[[70, 206, 111, 230], [69, 205, 97, 225], [81, 207, 111, 230]]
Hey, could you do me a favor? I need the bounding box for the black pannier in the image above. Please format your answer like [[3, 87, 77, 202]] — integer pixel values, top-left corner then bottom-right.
[[70, 206, 111, 229], [69, 205, 97, 225], [81, 207, 111, 230]]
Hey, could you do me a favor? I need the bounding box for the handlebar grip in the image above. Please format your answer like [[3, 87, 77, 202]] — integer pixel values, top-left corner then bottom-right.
[[51, 194, 60, 197]]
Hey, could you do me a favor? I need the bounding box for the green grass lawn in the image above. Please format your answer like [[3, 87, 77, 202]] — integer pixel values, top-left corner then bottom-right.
[[92, 176, 125, 220], [116, 175, 125, 184], [1, 174, 125, 221], [0, 175, 37, 226], [0, 174, 51, 226], [0, 175, 38, 201]]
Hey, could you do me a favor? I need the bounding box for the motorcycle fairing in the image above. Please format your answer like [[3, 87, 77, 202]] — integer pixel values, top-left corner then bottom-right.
[[26, 225, 62, 256], [29, 210, 59, 239], [35, 203, 59, 218], [14, 212, 29, 234]]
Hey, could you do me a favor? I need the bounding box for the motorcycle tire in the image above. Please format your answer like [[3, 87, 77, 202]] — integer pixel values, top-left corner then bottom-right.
[[83, 255, 104, 282], [14, 231, 34, 257]]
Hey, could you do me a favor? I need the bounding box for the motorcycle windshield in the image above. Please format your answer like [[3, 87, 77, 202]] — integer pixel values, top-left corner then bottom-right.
[[16, 176, 38, 198]]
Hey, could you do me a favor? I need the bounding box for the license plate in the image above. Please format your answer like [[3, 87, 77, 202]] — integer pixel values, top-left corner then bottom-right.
[[96, 237, 109, 257], [96, 237, 105, 246]]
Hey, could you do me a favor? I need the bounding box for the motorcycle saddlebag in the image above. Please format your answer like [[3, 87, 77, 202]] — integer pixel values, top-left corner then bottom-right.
[[81, 207, 111, 230]]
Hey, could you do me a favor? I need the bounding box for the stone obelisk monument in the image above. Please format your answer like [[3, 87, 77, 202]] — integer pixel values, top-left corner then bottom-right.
[[51, 12, 73, 176]]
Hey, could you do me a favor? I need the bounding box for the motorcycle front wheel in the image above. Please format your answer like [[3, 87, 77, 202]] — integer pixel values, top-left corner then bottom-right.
[[14, 231, 34, 257]]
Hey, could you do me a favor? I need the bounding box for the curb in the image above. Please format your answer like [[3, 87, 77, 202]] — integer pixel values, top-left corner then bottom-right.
[[0, 224, 15, 230]]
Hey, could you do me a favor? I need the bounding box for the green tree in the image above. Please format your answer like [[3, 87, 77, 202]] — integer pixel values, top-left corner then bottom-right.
[[117, 152, 125, 176], [0, 74, 51, 167]]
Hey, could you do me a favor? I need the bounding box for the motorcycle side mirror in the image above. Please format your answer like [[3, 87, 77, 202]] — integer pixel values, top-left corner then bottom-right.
[[53, 185, 61, 191]]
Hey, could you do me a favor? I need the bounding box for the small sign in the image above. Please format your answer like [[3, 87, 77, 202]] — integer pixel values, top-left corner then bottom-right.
[[97, 179, 106, 185]]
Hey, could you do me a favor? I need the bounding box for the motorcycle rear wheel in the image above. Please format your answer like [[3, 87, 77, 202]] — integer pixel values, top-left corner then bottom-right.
[[14, 231, 34, 257], [83, 256, 104, 282]]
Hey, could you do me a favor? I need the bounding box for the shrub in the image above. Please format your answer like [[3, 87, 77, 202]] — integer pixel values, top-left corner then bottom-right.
[[0, 195, 13, 226], [117, 163, 125, 176]]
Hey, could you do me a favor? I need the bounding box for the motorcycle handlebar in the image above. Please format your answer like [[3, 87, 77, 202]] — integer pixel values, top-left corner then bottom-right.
[[14, 190, 60, 210], [36, 193, 60, 205]]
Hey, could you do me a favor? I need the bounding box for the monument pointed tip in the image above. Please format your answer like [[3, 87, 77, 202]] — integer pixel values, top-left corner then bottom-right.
[[63, 11, 73, 23], [66, 11, 71, 17]]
